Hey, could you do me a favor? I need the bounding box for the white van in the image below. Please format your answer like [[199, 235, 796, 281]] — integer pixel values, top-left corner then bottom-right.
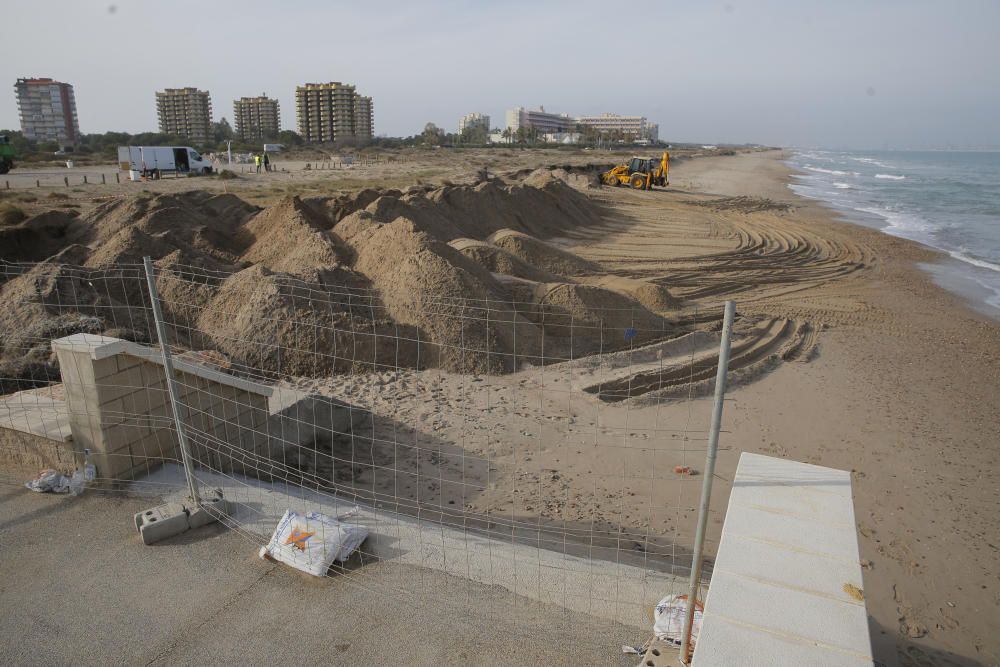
[[117, 146, 214, 178]]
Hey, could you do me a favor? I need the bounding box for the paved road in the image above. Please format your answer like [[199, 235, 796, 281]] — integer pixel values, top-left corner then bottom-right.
[[0, 485, 637, 665]]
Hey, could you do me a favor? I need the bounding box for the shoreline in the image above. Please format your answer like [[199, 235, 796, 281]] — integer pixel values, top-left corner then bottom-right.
[[671, 151, 999, 666], [780, 148, 1000, 322]]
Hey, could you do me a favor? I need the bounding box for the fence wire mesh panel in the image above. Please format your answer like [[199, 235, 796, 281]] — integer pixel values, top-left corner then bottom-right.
[[0, 258, 730, 649]]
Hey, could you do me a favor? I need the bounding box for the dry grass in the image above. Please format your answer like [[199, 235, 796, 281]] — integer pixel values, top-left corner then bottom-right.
[[0, 202, 27, 226]]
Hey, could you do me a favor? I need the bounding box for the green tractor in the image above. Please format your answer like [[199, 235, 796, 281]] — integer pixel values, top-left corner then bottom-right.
[[0, 135, 14, 174]]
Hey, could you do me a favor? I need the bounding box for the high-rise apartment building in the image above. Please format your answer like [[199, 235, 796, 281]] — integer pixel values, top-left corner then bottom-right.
[[233, 94, 280, 141], [295, 82, 374, 143], [15, 77, 80, 146], [156, 87, 213, 143], [458, 112, 490, 134], [354, 94, 373, 139]]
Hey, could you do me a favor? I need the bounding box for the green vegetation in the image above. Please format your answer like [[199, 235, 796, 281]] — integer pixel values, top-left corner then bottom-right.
[[0, 123, 308, 166]]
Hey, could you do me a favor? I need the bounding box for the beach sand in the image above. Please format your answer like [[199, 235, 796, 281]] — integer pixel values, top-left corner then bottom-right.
[[302, 151, 998, 666], [2, 148, 996, 665], [672, 152, 999, 666]]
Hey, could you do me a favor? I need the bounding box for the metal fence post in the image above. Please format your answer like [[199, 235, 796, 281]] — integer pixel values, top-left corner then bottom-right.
[[680, 299, 735, 664], [142, 256, 202, 505]]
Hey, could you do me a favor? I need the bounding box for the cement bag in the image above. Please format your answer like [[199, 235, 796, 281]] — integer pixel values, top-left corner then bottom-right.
[[653, 593, 703, 646], [260, 509, 368, 576]]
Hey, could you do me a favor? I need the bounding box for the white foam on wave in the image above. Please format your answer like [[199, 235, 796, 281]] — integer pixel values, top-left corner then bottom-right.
[[875, 173, 906, 180], [804, 165, 849, 176], [948, 249, 1000, 274], [857, 206, 933, 236], [850, 156, 895, 169], [833, 182, 851, 189]]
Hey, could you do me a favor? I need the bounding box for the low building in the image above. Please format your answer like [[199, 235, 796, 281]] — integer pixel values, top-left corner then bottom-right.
[[458, 112, 490, 134], [156, 87, 213, 143], [505, 106, 573, 133], [576, 113, 658, 142], [15, 77, 81, 146], [233, 94, 280, 141]]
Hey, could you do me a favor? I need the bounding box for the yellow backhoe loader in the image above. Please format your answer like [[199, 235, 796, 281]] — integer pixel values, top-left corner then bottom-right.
[[601, 151, 669, 190]]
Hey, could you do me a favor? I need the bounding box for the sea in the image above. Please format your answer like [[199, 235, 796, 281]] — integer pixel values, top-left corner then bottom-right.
[[786, 149, 1000, 319]]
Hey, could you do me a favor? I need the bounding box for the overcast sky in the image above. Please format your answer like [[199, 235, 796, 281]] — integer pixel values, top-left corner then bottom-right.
[[3, 0, 998, 149]]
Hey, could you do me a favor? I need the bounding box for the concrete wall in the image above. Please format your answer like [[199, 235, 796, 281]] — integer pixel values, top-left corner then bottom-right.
[[0, 400, 75, 471], [52, 334, 272, 484]]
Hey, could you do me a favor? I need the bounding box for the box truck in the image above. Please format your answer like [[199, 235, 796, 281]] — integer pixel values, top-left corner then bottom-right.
[[117, 146, 214, 180]]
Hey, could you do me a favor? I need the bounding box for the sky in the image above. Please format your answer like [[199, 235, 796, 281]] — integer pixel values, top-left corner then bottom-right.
[[3, 0, 999, 149]]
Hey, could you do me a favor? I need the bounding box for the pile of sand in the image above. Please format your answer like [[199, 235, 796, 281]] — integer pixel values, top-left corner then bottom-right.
[[0, 210, 86, 263], [194, 265, 415, 376], [336, 215, 543, 373], [305, 188, 401, 226], [583, 275, 679, 312], [80, 191, 256, 266], [334, 175, 603, 244], [0, 262, 149, 365], [239, 197, 347, 275], [0, 169, 676, 384], [501, 279, 666, 346], [487, 229, 599, 277], [447, 238, 563, 283]]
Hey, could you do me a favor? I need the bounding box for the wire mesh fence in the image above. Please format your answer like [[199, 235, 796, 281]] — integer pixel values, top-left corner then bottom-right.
[[0, 258, 730, 657]]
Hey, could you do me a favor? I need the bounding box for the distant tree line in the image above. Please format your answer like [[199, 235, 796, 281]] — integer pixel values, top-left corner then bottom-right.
[[0, 119, 666, 163], [0, 119, 307, 162]]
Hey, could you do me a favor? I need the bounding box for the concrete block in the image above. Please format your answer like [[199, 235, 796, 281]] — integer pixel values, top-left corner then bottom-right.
[[134, 491, 226, 544], [115, 353, 143, 373], [637, 638, 682, 667], [96, 397, 128, 426], [134, 502, 190, 545], [137, 361, 168, 390], [133, 429, 179, 462], [101, 421, 148, 453], [188, 491, 228, 528], [95, 447, 136, 481], [91, 356, 119, 381], [96, 365, 146, 405], [122, 388, 168, 419]]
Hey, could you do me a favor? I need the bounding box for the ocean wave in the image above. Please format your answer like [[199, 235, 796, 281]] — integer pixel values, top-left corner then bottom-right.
[[833, 182, 851, 189], [850, 156, 895, 169], [804, 166, 849, 175], [875, 173, 906, 180], [857, 206, 934, 236], [948, 249, 1000, 274]]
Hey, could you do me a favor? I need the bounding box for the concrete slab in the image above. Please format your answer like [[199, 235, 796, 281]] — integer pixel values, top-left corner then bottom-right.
[[0, 487, 639, 665], [139, 463, 686, 632], [51, 333, 274, 397], [0, 391, 71, 442], [692, 453, 873, 666]]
